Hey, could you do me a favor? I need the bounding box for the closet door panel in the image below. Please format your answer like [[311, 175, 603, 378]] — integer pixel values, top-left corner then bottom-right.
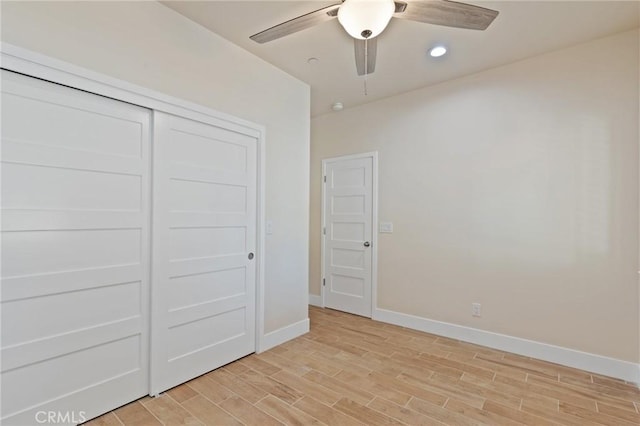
[[1, 70, 151, 425], [151, 111, 257, 394]]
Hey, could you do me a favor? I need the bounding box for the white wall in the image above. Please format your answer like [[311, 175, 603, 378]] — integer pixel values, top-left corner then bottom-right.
[[311, 30, 639, 365], [1, 1, 310, 336]]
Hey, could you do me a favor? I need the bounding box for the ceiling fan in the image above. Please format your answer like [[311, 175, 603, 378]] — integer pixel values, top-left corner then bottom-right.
[[250, 0, 499, 76]]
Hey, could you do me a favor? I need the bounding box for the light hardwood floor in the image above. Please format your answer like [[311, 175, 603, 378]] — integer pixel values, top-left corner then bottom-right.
[[87, 306, 640, 426]]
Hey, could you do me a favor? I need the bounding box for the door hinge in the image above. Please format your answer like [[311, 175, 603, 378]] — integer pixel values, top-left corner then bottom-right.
[[323, 227, 326, 235], [322, 278, 326, 286], [323, 175, 326, 183]]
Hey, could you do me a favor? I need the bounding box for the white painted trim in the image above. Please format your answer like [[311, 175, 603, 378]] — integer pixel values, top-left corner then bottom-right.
[[321, 151, 378, 318], [373, 308, 640, 384], [255, 130, 267, 353], [0, 43, 260, 137], [309, 294, 324, 308], [320, 161, 327, 309], [258, 319, 310, 353], [0, 42, 268, 377], [371, 153, 379, 316]]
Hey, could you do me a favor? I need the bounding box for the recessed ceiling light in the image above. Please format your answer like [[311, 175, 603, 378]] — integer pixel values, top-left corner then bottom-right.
[[332, 102, 344, 111], [429, 46, 447, 58]]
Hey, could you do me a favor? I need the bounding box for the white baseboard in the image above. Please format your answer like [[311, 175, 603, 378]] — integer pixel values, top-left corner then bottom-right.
[[258, 318, 309, 353], [373, 308, 640, 384], [309, 293, 323, 307]]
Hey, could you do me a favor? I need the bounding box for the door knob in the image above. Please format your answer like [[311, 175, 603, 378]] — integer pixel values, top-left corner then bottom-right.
[[248, 252, 254, 260], [363, 241, 370, 247]]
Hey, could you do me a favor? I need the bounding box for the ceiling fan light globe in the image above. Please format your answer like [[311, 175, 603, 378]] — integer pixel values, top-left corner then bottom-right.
[[338, 0, 395, 39]]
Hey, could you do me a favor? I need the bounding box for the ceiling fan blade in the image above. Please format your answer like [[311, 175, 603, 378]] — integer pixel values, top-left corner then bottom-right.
[[395, 0, 499, 30], [354, 37, 378, 76], [250, 3, 342, 43]]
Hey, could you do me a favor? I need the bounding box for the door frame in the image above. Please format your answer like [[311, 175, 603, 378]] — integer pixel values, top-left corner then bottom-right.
[[0, 43, 268, 388], [321, 151, 378, 317]]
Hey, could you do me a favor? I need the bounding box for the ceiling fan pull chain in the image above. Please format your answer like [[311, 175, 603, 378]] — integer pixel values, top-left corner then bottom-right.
[[364, 37, 368, 96]]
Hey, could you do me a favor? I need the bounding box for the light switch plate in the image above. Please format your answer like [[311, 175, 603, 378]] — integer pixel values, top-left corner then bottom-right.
[[379, 222, 393, 233], [266, 220, 273, 235]]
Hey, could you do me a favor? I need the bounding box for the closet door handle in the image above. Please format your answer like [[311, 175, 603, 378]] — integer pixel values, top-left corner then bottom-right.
[[248, 252, 254, 260]]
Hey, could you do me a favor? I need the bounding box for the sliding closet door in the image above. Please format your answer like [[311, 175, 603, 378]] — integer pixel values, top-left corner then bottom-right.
[[151, 111, 257, 394], [1, 70, 151, 424]]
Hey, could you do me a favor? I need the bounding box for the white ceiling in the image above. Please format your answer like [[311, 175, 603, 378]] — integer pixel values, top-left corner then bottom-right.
[[163, 1, 639, 116]]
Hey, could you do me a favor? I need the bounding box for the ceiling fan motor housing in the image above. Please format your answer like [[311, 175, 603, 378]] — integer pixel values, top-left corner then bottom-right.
[[337, 0, 396, 39]]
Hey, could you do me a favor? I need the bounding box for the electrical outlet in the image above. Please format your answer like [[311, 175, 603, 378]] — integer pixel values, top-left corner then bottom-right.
[[472, 303, 481, 317]]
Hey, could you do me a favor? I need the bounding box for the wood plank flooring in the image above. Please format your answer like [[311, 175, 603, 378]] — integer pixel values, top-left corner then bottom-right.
[[87, 306, 640, 426]]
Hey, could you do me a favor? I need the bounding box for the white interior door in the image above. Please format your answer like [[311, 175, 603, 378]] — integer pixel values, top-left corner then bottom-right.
[[323, 155, 374, 317], [1, 70, 151, 424], [151, 111, 257, 394]]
